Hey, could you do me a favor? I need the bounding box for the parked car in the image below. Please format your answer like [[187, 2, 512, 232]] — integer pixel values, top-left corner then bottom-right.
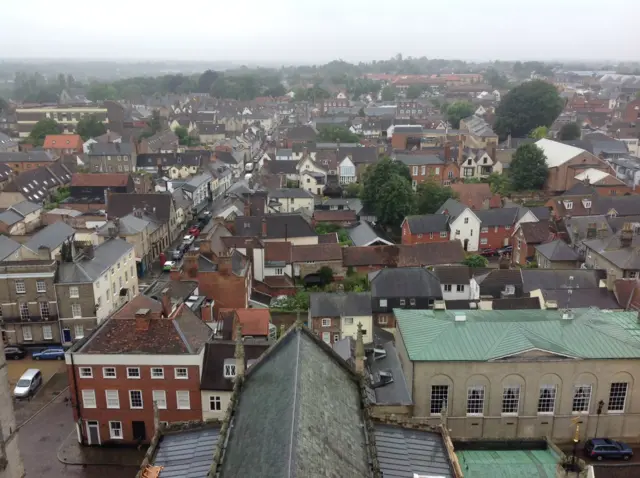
[[171, 249, 183, 261], [13, 369, 42, 398], [479, 248, 498, 257], [188, 226, 200, 237], [183, 235, 195, 245], [163, 260, 176, 272], [32, 347, 64, 360], [4, 346, 26, 360], [498, 245, 513, 254], [584, 438, 633, 461]]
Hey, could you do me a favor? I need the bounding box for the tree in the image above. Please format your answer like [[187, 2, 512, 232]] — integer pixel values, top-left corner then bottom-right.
[[380, 86, 396, 101], [343, 182, 361, 198], [446, 101, 474, 129], [264, 84, 286, 97], [197, 69, 219, 93], [484, 68, 509, 89], [76, 115, 106, 141], [361, 157, 411, 212], [271, 291, 310, 311], [0, 97, 7, 114], [27, 119, 61, 147], [558, 122, 581, 141], [357, 107, 365, 117], [510, 144, 548, 191], [361, 158, 414, 229], [316, 126, 360, 143], [87, 83, 118, 102], [317, 266, 334, 286], [494, 80, 564, 139], [486, 172, 512, 197], [148, 110, 162, 135], [529, 126, 549, 140], [406, 85, 423, 99], [463, 254, 488, 268], [174, 126, 199, 147], [416, 179, 457, 214]]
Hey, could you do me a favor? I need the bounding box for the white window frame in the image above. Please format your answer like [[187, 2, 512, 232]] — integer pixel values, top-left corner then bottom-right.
[[176, 391, 190, 410], [608, 382, 628, 413], [79, 367, 93, 378], [105, 390, 120, 409], [344, 317, 354, 325], [15, 280, 26, 294], [464, 217, 469, 224], [378, 315, 388, 325], [481, 227, 489, 233], [71, 304, 82, 318], [224, 362, 236, 378], [153, 390, 167, 409], [321, 318, 331, 327], [82, 389, 97, 409], [537, 385, 557, 414], [129, 390, 143, 409], [127, 367, 141, 379], [22, 325, 33, 341], [466, 386, 485, 416], [151, 367, 164, 379], [443, 284, 452, 292], [430, 385, 449, 415], [440, 231, 447, 238], [572, 385, 592, 414], [42, 324, 53, 340], [109, 421, 123, 440], [36, 280, 46, 293], [174, 368, 188, 380], [501, 385, 520, 415], [322, 332, 331, 344], [480, 238, 488, 245], [379, 299, 387, 307], [103, 367, 116, 379], [456, 284, 465, 292], [209, 395, 222, 411], [69, 286, 79, 298]]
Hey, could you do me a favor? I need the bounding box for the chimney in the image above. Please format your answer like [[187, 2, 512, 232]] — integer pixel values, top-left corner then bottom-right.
[[488, 143, 496, 161], [261, 217, 267, 237], [184, 251, 199, 278], [586, 222, 597, 240], [135, 308, 151, 332], [218, 253, 233, 275], [597, 223, 609, 239], [444, 142, 451, 161], [355, 323, 365, 375], [160, 287, 172, 318], [620, 222, 633, 248], [243, 200, 251, 217], [234, 323, 245, 381], [606, 270, 616, 291]]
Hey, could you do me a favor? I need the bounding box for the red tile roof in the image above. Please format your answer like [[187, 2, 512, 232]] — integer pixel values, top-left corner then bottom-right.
[[313, 210, 357, 222], [234, 309, 271, 337], [264, 241, 292, 262], [614, 279, 640, 310], [292, 243, 342, 262], [450, 183, 502, 210], [43, 134, 83, 150], [71, 173, 131, 187]]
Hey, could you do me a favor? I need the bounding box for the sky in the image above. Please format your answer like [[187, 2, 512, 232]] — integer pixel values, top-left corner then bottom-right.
[[2, 0, 639, 64]]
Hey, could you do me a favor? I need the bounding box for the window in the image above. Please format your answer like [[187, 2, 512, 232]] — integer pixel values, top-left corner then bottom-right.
[[22, 325, 33, 341], [79, 367, 93, 378], [224, 362, 236, 378], [505, 225, 511, 230], [410, 298, 416, 306], [333, 333, 340, 342], [129, 390, 143, 409], [537, 385, 557, 413], [153, 390, 167, 409], [378, 315, 388, 325], [455, 230, 460, 235], [127, 367, 141, 379], [344, 317, 354, 325], [20, 303, 30, 320], [435, 167, 440, 175], [412, 166, 418, 175], [71, 304, 82, 318], [440, 231, 447, 238], [400, 299, 406, 306], [103, 367, 116, 379], [69, 286, 79, 298], [274, 268, 283, 275], [210, 396, 222, 411], [480, 238, 488, 245], [608, 382, 628, 412], [456, 285, 464, 292], [109, 421, 123, 439], [517, 238, 522, 250], [42, 324, 53, 340], [321, 318, 331, 327], [174, 368, 188, 379], [119, 277, 123, 288], [151, 367, 164, 379], [572, 385, 592, 413], [429, 233, 433, 239], [322, 332, 331, 343], [36, 280, 46, 293], [448, 170, 454, 179], [502, 386, 520, 414], [82, 390, 96, 408], [15, 280, 26, 294], [418, 234, 423, 239], [467, 386, 485, 415], [444, 284, 452, 292], [421, 166, 426, 175], [39, 300, 50, 319], [504, 285, 515, 294], [379, 299, 387, 307], [430, 385, 449, 415], [106, 390, 120, 409], [125, 271, 128, 282], [176, 391, 190, 410], [481, 227, 488, 233], [464, 217, 469, 224]]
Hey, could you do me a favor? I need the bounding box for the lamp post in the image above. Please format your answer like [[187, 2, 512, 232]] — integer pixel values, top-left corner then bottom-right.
[[571, 417, 580, 470], [595, 400, 605, 438]]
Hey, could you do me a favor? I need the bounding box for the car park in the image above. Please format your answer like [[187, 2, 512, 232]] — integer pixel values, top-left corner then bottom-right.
[[4, 346, 26, 360], [13, 369, 42, 398], [584, 438, 633, 461], [32, 347, 64, 360]]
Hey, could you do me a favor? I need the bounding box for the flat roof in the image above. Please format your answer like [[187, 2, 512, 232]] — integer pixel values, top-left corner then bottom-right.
[[456, 448, 560, 478]]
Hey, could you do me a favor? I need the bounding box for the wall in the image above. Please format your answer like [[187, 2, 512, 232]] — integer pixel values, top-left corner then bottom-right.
[[401, 220, 449, 245], [201, 390, 232, 420], [449, 209, 480, 252], [341, 315, 373, 343], [479, 225, 513, 249], [408, 166, 444, 188], [546, 152, 611, 193], [440, 283, 473, 301]]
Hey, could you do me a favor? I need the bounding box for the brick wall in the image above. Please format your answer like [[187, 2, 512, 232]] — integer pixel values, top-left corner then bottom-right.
[[479, 225, 512, 249], [311, 317, 341, 344], [401, 220, 449, 245], [298, 261, 345, 280]]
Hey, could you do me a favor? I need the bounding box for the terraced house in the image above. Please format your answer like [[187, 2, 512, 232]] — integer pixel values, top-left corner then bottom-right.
[[395, 308, 640, 441]]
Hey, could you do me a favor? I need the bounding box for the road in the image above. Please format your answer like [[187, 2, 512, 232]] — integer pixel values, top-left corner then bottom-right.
[[19, 393, 138, 478]]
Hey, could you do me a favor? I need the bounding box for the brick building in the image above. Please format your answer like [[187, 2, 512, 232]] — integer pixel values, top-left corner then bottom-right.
[[622, 99, 640, 122], [511, 221, 553, 266], [395, 154, 445, 189], [65, 293, 212, 445]]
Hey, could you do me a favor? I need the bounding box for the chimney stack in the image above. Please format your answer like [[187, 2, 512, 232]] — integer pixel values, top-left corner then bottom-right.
[[218, 253, 233, 275], [135, 308, 151, 332], [620, 222, 633, 248], [234, 323, 245, 381], [243, 200, 251, 217], [355, 323, 365, 375], [444, 142, 451, 161], [261, 217, 267, 237], [183, 251, 199, 278], [597, 223, 609, 240], [160, 287, 172, 318], [606, 270, 616, 291], [586, 223, 597, 240]]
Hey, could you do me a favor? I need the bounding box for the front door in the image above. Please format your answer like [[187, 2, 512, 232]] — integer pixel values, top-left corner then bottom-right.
[[62, 328, 72, 343], [463, 239, 469, 251], [132, 421, 146, 441], [86, 421, 100, 445]]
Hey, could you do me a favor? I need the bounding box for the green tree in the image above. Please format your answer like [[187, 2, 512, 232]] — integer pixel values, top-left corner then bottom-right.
[[87, 83, 118, 102], [361, 158, 414, 229], [446, 101, 475, 129], [415, 179, 457, 214], [406, 85, 423, 99], [486, 172, 512, 197], [197, 69, 219, 93], [343, 182, 362, 198], [558, 122, 581, 141], [484, 68, 509, 89], [317, 266, 334, 286], [174, 126, 199, 147], [271, 291, 310, 311], [27, 118, 61, 147], [380, 86, 396, 101], [264, 84, 286, 97], [76, 114, 106, 141], [463, 254, 488, 267], [148, 110, 162, 135], [357, 107, 365, 117], [361, 157, 411, 213], [510, 144, 548, 191], [494, 80, 564, 139], [316, 126, 360, 143], [529, 126, 549, 140]]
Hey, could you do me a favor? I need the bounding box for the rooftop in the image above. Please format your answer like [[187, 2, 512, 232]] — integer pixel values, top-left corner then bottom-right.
[[456, 446, 560, 478]]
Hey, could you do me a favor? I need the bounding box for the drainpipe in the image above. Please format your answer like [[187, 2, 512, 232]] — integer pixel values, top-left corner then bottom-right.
[[69, 352, 86, 445]]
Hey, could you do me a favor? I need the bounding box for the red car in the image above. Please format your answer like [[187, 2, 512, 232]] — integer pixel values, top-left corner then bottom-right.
[[188, 226, 200, 237], [479, 248, 497, 257]]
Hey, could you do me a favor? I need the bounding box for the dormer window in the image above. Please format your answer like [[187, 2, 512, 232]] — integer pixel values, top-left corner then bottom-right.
[[224, 359, 236, 378], [582, 199, 592, 209], [563, 200, 573, 210]]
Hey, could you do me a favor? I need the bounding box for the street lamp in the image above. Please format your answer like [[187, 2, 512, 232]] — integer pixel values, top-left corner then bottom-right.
[[595, 400, 605, 438], [571, 416, 581, 471]]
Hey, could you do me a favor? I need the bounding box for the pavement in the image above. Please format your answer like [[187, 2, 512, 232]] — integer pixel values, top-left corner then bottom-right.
[[15, 372, 69, 426]]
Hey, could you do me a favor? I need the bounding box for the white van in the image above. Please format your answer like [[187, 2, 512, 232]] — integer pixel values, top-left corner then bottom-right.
[[13, 369, 42, 398]]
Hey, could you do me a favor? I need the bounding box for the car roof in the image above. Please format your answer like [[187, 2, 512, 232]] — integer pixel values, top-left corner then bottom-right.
[[590, 438, 615, 445], [20, 368, 41, 379]]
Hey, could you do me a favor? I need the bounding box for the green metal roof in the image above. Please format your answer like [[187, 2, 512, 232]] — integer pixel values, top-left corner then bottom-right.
[[395, 308, 640, 361], [456, 449, 559, 478]]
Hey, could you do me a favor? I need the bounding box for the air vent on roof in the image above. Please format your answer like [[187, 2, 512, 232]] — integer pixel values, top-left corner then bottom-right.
[[454, 313, 466, 322], [433, 300, 446, 310], [546, 300, 558, 310]]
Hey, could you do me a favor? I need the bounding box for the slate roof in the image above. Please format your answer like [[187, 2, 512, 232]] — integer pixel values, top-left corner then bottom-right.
[[200, 342, 269, 391], [264, 159, 298, 175], [405, 214, 449, 234], [136, 152, 206, 169], [270, 188, 313, 199], [370, 267, 442, 298], [583, 232, 640, 270], [152, 426, 221, 478], [57, 238, 133, 283], [97, 213, 149, 237], [25, 222, 75, 252], [529, 206, 551, 221], [217, 326, 373, 478], [0, 236, 21, 261], [346, 221, 393, 247], [535, 239, 579, 261], [107, 193, 173, 223], [0, 151, 55, 163], [70, 173, 131, 187], [10, 200, 41, 216], [285, 125, 317, 141], [395, 308, 640, 361], [475, 207, 520, 227], [436, 198, 467, 219], [474, 269, 524, 298], [310, 292, 372, 317], [540, 288, 620, 309], [518, 221, 552, 244], [338, 146, 378, 164], [5, 161, 73, 203], [397, 242, 465, 267], [433, 266, 481, 285], [291, 243, 342, 262], [395, 154, 444, 166], [521, 269, 606, 293], [88, 142, 134, 156], [233, 214, 316, 239], [0, 209, 23, 226]]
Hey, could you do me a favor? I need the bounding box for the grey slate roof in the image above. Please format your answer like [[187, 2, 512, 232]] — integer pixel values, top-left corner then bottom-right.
[[475, 207, 520, 227], [269, 188, 313, 199], [535, 239, 579, 261], [88, 142, 134, 156], [0, 210, 23, 226], [583, 233, 640, 270], [218, 327, 372, 478], [265, 159, 298, 175], [368, 341, 413, 407], [11, 201, 41, 216], [370, 267, 442, 298], [347, 221, 393, 247], [375, 425, 453, 478], [234, 214, 316, 239], [97, 213, 149, 236], [395, 153, 444, 166], [406, 214, 449, 234], [57, 238, 134, 283], [540, 288, 620, 309], [310, 292, 372, 317], [0, 151, 54, 163], [520, 269, 606, 293], [182, 173, 212, 192], [0, 236, 21, 261], [25, 222, 75, 252], [436, 198, 466, 220], [338, 146, 378, 164], [153, 427, 220, 478]]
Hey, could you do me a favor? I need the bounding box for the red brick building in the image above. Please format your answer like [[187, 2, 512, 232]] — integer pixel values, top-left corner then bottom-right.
[[395, 154, 445, 188], [511, 221, 553, 266], [65, 293, 212, 445], [401, 215, 450, 245], [622, 99, 640, 122], [43, 134, 84, 155]]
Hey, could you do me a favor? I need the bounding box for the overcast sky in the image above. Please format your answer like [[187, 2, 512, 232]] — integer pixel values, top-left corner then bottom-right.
[[2, 0, 639, 64]]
